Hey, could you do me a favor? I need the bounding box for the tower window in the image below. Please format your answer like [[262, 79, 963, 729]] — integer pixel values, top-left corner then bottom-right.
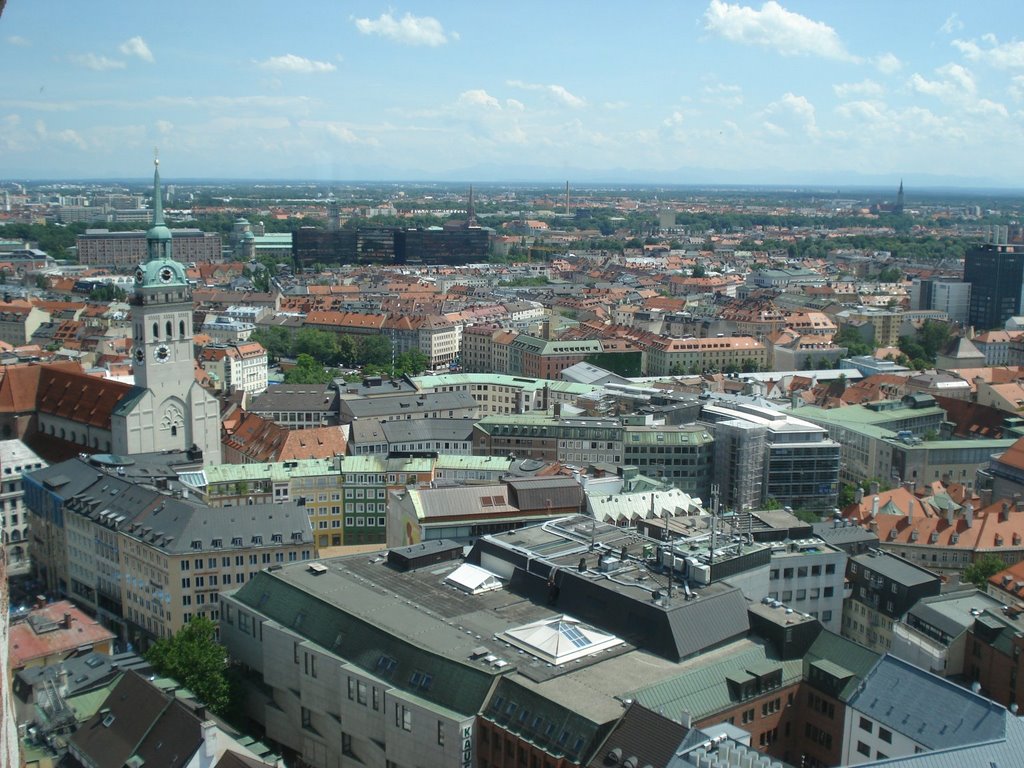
[[171, 426, 178, 437], [180, 320, 186, 336], [153, 322, 159, 338], [166, 320, 173, 337]]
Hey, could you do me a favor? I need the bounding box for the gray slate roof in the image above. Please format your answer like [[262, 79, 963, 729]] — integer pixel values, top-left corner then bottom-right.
[[848, 654, 1006, 751]]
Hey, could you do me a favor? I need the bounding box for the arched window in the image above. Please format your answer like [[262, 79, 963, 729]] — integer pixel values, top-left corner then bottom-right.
[[180, 320, 186, 336], [166, 320, 173, 337], [171, 426, 178, 437], [60, 428, 65, 439], [153, 322, 159, 338]]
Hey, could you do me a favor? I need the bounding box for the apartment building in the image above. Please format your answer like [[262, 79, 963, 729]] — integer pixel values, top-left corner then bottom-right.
[[248, 383, 339, 429], [413, 371, 597, 416], [841, 550, 941, 654], [0, 304, 49, 345], [24, 456, 314, 645], [644, 336, 767, 376], [0, 439, 45, 574], [766, 539, 846, 633], [842, 655, 1007, 766], [198, 341, 269, 395]]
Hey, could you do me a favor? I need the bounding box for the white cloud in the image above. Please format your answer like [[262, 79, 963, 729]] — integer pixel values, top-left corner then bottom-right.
[[764, 92, 819, 137], [702, 82, 744, 107], [939, 13, 963, 35], [257, 54, 336, 74], [56, 128, 88, 150], [155, 120, 174, 135], [1010, 75, 1024, 102], [69, 53, 125, 71], [703, 0, 858, 62], [353, 12, 450, 46], [953, 35, 1024, 69], [505, 99, 525, 112], [833, 79, 884, 98], [458, 89, 501, 109], [6, 36, 30, 47], [910, 62, 976, 100], [875, 53, 902, 74], [119, 36, 154, 62], [663, 110, 685, 127], [507, 80, 586, 107]]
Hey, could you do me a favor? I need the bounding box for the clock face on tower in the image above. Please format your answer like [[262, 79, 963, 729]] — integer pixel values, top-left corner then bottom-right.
[[154, 344, 171, 363], [159, 267, 174, 284], [134, 347, 145, 365], [135, 268, 145, 283]]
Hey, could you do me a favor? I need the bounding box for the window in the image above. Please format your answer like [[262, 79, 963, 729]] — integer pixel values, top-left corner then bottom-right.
[[437, 721, 445, 746], [857, 742, 870, 757], [824, 586, 834, 597], [302, 706, 313, 731], [825, 563, 836, 574], [879, 727, 892, 744], [348, 677, 355, 700], [357, 680, 367, 705], [396, 704, 412, 731], [859, 717, 873, 733]]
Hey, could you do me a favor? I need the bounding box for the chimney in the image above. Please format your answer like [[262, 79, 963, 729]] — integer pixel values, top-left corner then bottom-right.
[[855, 486, 864, 505], [965, 502, 974, 528], [870, 482, 880, 496], [871, 496, 880, 519], [1002, 501, 1011, 523], [981, 487, 993, 508], [63, 612, 74, 629], [946, 505, 955, 527], [201, 720, 217, 759], [905, 500, 913, 526]]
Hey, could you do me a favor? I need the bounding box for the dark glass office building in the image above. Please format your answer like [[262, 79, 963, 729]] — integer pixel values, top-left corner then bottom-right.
[[964, 243, 1024, 330]]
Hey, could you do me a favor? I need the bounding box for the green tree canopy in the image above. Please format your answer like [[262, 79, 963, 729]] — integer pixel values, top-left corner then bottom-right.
[[144, 616, 231, 714], [963, 554, 1007, 587], [284, 353, 338, 384]]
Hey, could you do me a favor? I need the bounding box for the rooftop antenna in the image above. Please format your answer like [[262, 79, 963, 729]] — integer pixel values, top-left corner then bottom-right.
[[709, 484, 720, 566], [660, 494, 673, 600]]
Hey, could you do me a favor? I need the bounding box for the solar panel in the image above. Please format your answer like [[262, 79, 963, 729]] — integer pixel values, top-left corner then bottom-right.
[[557, 622, 591, 649]]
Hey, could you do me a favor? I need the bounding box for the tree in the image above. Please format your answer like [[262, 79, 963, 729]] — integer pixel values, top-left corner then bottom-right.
[[691, 263, 707, 278], [356, 334, 392, 367], [88, 284, 128, 302], [145, 616, 231, 714], [284, 353, 338, 384], [294, 328, 340, 366], [963, 554, 1007, 587]]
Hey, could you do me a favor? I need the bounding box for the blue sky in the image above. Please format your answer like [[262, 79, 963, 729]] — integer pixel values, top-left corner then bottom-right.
[[3, 1, 1024, 186]]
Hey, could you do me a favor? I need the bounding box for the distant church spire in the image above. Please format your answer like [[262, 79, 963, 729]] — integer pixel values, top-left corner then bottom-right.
[[895, 179, 905, 215], [153, 148, 164, 226]]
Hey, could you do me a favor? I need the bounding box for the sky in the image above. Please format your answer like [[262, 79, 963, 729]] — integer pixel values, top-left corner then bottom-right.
[[3, 1, 1024, 187]]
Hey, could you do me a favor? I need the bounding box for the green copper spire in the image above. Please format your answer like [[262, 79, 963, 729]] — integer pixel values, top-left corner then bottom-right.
[[153, 153, 164, 226], [146, 150, 172, 255]]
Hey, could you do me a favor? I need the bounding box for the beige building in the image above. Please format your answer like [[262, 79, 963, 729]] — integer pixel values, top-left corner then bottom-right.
[[645, 335, 767, 375], [198, 341, 269, 395], [77, 228, 222, 267], [29, 455, 314, 645], [0, 304, 49, 345]]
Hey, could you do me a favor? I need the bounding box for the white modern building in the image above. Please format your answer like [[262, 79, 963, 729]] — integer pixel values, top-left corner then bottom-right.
[[766, 539, 846, 633]]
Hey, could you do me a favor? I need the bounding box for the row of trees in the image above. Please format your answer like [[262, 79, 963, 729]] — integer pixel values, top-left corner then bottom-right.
[[252, 327, 430, 383]]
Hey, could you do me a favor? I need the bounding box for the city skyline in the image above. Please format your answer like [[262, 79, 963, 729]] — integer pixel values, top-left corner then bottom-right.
[[3, 1, 1024, 186]]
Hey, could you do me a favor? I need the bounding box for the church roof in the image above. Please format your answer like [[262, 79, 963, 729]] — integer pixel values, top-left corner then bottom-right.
[[37, 367, 134, 429]]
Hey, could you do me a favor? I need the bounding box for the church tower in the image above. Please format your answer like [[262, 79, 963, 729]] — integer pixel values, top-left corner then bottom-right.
[[113, 156, 222, 464], [895, 179, 905, 215], [132, 157, 195, 413]]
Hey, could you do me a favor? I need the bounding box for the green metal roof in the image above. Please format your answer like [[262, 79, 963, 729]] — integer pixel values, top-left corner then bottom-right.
[[802, 630, 880, 701], [627, 642, 802, 719]]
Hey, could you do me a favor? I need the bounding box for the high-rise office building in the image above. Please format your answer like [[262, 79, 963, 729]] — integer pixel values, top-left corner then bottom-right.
[[965, 241, 1024, 330]]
